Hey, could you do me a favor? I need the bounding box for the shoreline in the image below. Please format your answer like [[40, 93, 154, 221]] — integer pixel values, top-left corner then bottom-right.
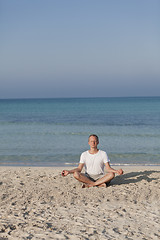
[[0, 163, 160, 168], [0, 166, 160, 239], [0, 164, 160, 171]]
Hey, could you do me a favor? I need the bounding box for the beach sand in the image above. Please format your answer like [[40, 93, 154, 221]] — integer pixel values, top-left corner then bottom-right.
[[0, 166, 160, 240]]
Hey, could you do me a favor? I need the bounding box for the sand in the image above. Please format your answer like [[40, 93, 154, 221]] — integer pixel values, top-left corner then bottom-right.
[[0, 166, 160, 240]]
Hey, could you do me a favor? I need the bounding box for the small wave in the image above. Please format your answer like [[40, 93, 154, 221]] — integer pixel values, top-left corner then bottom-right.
[[63, 162, 160, 167], [110, 163, 160, 166], [64, 162, 79, 165]]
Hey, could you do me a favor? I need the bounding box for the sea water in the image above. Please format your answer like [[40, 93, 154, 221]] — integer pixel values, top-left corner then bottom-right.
[[0, 97, 160, 166]]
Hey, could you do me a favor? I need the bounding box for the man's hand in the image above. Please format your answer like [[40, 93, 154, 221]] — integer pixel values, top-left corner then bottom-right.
[[61, 170, 70, 177], [117, 169, 123, 175]]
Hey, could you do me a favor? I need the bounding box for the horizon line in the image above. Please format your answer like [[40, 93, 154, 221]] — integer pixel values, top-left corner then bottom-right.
[[0, 95, 160, 100]]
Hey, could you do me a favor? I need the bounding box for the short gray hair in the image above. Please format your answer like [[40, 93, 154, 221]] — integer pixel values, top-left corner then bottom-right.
[[88, 134, 99, 142]]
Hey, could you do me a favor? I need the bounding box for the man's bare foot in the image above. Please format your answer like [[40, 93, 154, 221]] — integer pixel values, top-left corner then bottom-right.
[[82, 183, 90, 188], [82, 183, 107, 188], [89, 183, 107, 188], [82, 183, 94, 188], [97, 183, 107, 187]]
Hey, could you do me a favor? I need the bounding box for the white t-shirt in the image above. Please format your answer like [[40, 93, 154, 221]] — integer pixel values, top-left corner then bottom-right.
[[79, 150, 110, 175]]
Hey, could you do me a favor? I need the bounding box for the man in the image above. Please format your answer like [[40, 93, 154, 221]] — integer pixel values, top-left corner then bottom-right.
[[62, 134, 123, 187]]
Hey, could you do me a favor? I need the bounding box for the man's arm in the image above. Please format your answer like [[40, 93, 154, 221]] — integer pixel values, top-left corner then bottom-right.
[[105, 162, 123, 175], [61, 163, 84, 177]]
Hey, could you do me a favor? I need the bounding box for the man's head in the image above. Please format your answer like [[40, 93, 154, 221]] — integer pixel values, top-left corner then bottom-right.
[[88, 134, 99, 149], [88, 134, 99, 142]]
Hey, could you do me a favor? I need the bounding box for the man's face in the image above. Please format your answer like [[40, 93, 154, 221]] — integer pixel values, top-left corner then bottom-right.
[[88, 136, 99, 148]]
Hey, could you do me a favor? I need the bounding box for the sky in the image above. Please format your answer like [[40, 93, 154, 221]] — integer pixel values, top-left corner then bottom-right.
[[0, 0, 160, 98]]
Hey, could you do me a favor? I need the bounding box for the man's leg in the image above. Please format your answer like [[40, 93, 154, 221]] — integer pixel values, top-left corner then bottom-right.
[[73, 171, 95, 185], [89, 172, 115, 187]]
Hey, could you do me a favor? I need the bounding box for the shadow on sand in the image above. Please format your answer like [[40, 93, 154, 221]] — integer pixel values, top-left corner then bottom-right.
[[112, 170, 160, 186]]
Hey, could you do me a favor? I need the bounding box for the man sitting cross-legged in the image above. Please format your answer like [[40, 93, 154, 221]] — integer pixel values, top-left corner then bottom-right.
[[62, 134, 123, 187]]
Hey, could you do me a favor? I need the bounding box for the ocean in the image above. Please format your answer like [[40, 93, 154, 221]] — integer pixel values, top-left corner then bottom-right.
[[0, 97, 160, 167]]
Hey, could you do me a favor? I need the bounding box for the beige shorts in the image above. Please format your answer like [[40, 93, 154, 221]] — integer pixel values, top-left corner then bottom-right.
[[85, 173, 104, 182]]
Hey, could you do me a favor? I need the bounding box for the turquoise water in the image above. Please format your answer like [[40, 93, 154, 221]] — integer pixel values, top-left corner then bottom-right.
[[0, 97, 160, 166]]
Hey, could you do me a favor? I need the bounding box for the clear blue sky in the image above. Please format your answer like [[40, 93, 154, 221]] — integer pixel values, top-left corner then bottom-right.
[[0, 0, 160, 98]]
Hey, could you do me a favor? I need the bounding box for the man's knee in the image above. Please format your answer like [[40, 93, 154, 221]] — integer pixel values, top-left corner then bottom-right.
[[109, 172, 115, 179], [73, 171, 80, 180]]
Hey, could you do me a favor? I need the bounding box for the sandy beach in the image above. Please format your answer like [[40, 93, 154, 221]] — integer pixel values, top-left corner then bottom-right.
[[0, 166, 160, 240]]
